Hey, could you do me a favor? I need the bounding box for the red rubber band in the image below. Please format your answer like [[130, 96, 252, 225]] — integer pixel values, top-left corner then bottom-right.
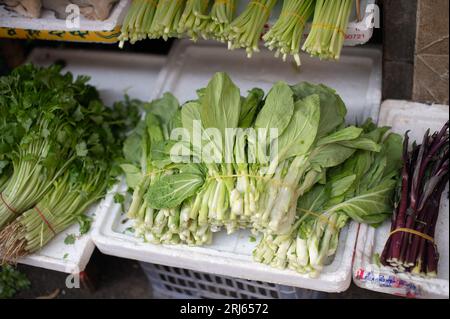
[[34, 206, 56, 235], [0, 192, 17, 214]]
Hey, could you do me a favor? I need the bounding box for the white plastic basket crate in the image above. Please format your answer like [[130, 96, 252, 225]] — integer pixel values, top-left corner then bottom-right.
[[140, 262, 325, 299]]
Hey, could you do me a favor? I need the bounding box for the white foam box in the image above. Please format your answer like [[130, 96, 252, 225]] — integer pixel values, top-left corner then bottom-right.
[[353, 100, 449, 299], [0, 0, 130, 31], [15, 48, 166, 274], [91, 39, 382, 292]]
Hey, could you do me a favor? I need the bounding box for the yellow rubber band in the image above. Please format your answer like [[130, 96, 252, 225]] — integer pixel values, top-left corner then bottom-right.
[[250, 1, 270, 16], [281, 11, 307, 25], [145, 170, 297, 191], [389, 228, 435, 243], [311, 23, 346, 38], [298, 208, 339, 233]]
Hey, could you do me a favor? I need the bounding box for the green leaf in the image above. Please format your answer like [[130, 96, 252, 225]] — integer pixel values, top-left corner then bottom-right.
[[328, 179, 397, 224], [145, 92, 180, 126], [75, 142, 88, 157], [381, 133, 403, 176], [239, 88, 265, 128], [77, 215, 92, 235], [338, 138, 382, 152], [329, 175, 357, 198], [290, 82, 346, 138], [123, 132, 142, 165], [64, 234, 76, 245], [310, 144, 356, 168], [277, 94, 321, 160], [255, 82, 294, 139], [181, 101, 201, 137], [113, 193, 125, 204], [200, 72, 241, 140], [120, 164, 142, 189], [317, 126, 363, 146], [146, 173, 205, 209]]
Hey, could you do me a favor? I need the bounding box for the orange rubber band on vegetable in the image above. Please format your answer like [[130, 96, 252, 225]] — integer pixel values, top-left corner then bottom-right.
[[0, 192, 17, 214], [34, 206, 56, 235], [389, 228, 434, 243]]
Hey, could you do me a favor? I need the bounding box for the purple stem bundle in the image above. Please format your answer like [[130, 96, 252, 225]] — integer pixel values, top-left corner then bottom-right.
[[380, 122, 449, 277]]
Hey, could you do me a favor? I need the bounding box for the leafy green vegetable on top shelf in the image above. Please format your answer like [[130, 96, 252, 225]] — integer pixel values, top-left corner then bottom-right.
[[178, 0, 212, 41], [263, 0, 315, 65], [118, 0, 357, 65], [0, 65, 139, 262], [224, 0, 278, 57], [0, 265, 30, 299], [302, 0, 354, 60], [119, 72, 403, 278], [208, 0, 237, 42]]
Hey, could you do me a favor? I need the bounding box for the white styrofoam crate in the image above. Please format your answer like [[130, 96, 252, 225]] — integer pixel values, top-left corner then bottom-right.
[[14, 48, 166, 274], [91, 39, 382, 292], [353, 100, 449, 299], [0, 0, 130, 31]]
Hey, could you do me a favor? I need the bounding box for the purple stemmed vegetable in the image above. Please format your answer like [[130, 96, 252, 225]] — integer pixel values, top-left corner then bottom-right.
[[381, 121, 449, 277]]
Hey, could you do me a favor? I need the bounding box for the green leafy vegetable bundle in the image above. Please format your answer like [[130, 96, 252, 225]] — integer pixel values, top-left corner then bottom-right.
[[263, 0, 315, 65], [207, 0, 237, 42], [302, 0, 353, 60], [118, 0, 159, 47], [120, 93, 213, 245], [178, 0, 212, 41], [224, 0, 277, 57], [0, 65, 139, 260], [254, 121, 403, 277], [120, 72, 403, 278]]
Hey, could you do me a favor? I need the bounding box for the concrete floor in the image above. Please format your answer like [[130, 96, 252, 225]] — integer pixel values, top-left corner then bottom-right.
[[13, 249, 397, 299]]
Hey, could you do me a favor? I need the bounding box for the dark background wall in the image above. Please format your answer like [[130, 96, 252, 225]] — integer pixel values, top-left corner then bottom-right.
[[382, 0, 449, 105]]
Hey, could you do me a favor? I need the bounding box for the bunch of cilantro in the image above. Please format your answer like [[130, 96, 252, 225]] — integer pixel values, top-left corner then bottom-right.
[[0, 64, 139, 261]]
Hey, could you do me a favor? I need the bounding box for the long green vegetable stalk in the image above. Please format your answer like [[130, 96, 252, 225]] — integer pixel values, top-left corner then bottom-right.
[[178, 0, 211, 41], [302, 0, 353, 60], [208, 0, 237, 42], [254, 123, 403, 277], [225, 0, 278, 57], [118, 0, 159, 47], [148, 0, 187, 40], [0, 65, 102, 230], [120, 93, 213, 245], [263, 0, 315, 65], [0, 170, 107, 261]]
